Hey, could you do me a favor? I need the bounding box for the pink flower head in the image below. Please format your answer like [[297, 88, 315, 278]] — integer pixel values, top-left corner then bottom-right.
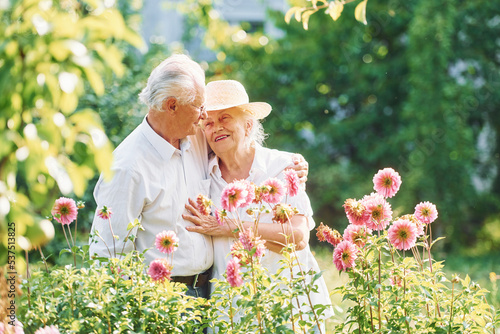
[[343, 198, 370, 226], [362, 193, 393, 231], [260, 177, 286, 204], [215, 209, 226, 226], [387, 218, 418, 250], [390, 271, 403, 287], [333, 240, 358, 272], [97, 205, 112, 220], [155, 230, 179, 254], [35, 325, 60, 334], [226, 257, 243, 287], [373, 167, 402, 198], [0, 320, 24, 334], [239, 228, 266, 258], [284, 169, 300, 197], [316, 222, 343, 247], [272, 203, 298, 224], [51, 197, 78, 225], [236, 179, 256, 207], [414, 201, 438, 225], [196, 194, 212, 216], [221, 180, 251, 212], [148, 258, 172, 282], [343, 224, 372, 248], [400, 214, 424, 237]]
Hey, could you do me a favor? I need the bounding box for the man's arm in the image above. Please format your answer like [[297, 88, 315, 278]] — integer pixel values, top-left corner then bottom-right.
[[89, 168, 144, 258]]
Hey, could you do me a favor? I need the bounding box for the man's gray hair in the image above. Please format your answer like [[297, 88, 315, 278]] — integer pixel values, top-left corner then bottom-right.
[[138, 54, 205, 111]]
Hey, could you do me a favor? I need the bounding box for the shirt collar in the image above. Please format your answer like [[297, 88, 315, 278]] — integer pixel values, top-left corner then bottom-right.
[[140, 117, 191, 161], [208, 143, 270, 182]]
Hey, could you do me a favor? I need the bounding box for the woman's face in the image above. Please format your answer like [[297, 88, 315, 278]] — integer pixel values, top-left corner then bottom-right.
[[203, 107, 251, 155]]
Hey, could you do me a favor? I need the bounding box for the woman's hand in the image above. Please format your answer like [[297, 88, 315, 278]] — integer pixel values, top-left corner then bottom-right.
[[183, 198, 230, 236], [288, 153, 309, 185]]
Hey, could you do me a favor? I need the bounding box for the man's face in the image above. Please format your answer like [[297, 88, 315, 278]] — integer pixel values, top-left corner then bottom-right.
[[173, 88, 207, 137]]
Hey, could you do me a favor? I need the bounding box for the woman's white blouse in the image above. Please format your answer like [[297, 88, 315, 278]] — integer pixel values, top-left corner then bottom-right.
[[208, 144, 333, 320]]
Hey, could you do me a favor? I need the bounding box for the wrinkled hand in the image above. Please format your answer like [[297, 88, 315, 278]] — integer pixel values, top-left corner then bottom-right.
[[287, 153, 309, 185], [183, 198, 229, 237]]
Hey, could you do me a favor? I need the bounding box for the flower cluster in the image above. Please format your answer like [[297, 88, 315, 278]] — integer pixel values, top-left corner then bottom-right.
[[148, 230, 178, 283], [196, 194, 213, 216], [319, 167, 439, 271], [220, 170, 302, 288]]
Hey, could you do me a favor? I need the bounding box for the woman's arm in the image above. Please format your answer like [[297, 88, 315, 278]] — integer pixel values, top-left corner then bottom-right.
[[183, 198, 310, 253]]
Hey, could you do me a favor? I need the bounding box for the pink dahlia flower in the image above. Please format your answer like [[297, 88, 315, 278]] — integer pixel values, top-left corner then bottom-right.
[[333, 240, 358, 272], [239, 228, 266, 258], [362, 193, 393, 231], [284, 169, 300, 197], [155, 230, 179, 254], [215, 209, 225, 226], [272, 203, 298, 224], [51, 197, 78, 225], [221, 181, 251, 212], [343, 224, 372, 248], [316, 222, 343, 247], [196, 194, 212, 216], [233, 179, 256, 207], [260, 177, 286, 204], [387, 219, 418, 250], [97, 205, 112, 220], [34, 325, 60, 334], [343, 198, 370, 226], [148, 258, 172, 282], [414, 201, 438, 225], [226, 257, 243, 287], [373, 167, 402, 198], [400, 214, 425, 237]]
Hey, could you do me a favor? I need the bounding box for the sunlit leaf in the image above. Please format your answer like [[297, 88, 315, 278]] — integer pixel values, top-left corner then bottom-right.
[[285, 6, 302, 24], [354, 0, 368, 25], [328, 1, 344, 21], [83, 67, 104, 95], [302, 10, 315, 30]]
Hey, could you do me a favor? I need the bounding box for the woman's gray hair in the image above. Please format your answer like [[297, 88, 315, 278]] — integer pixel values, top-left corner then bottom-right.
[[241, 111, 268, 146], [138, 54, 205, 111]]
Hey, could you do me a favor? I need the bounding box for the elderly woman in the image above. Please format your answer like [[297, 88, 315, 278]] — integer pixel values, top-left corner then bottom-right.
[[183, 80, 332, 331]]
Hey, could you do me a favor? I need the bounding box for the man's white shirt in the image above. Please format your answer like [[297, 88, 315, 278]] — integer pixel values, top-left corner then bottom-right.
[[89, 118, 212, 276]]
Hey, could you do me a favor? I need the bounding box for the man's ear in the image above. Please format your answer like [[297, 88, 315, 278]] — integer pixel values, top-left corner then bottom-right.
[[163, 97, 177, 113]]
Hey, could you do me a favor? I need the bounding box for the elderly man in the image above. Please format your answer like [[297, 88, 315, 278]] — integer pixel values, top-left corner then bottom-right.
[[89, 54, 307, 299]]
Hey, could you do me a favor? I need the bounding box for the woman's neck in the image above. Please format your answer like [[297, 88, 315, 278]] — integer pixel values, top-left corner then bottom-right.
[[218, 145, 255, 183]]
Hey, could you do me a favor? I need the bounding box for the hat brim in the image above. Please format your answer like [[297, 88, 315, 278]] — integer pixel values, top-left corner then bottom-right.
[[206, 102, 271, 120]]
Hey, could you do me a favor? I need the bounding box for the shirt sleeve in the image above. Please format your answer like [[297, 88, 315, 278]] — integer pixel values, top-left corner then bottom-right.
[[88, 167, 145, 258]]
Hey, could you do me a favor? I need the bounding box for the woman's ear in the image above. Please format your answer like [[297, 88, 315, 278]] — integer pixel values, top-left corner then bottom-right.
[[245, 119, 253, 136]]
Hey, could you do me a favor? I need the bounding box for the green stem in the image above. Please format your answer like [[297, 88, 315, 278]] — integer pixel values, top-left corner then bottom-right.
[[25, 250, 31, 308], [449, 282, 454, 333]]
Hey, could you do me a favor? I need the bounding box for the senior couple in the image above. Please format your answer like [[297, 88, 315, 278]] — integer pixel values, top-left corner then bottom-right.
[[89, 54, 332, 330]]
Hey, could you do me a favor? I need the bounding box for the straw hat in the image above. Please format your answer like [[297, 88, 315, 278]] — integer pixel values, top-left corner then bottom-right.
[[205, 80, 272, 119]]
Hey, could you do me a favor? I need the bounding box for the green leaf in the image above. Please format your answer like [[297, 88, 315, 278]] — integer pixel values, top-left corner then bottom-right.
[[354, 0, 368, 25]]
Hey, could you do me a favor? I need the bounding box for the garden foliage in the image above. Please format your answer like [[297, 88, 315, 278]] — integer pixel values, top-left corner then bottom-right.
[[14, 169, 500, 333]]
